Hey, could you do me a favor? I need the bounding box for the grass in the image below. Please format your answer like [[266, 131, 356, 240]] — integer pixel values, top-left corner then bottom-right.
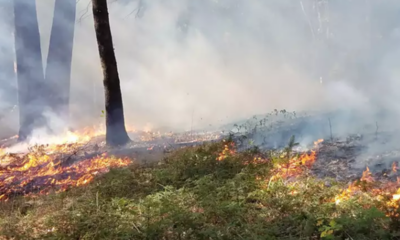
[[0, 139, 400, 240]]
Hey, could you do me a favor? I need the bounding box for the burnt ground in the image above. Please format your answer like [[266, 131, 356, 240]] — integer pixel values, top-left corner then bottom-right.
[[45, 129, 400, 184], [2, 110, 400, 185], [313, 131, 400, 183], [0, 130, 223, 167], [0, 131, 223, 199], [225, 110, 400, 183]]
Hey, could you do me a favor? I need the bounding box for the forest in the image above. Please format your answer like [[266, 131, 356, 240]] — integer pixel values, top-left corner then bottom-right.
[[1, 0, 400, 239]]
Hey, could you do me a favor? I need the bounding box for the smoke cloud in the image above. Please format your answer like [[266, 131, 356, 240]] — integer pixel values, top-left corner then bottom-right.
[[1, 0, 400, 139]]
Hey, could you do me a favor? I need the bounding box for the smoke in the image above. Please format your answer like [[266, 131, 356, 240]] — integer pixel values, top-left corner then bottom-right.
[[1, 0, 400, 140]]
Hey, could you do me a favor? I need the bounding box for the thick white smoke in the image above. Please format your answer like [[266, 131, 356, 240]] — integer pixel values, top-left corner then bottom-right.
[[1, 0, 400, 138]]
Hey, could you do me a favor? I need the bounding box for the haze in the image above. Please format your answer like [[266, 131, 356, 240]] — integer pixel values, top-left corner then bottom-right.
[[1, 0, 400, 138]]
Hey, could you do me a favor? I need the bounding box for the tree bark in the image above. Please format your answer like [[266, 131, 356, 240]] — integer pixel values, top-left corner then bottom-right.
[[45, 0, 76, 130], [13, 0, 48, 141], [91, 0, 130, 146]]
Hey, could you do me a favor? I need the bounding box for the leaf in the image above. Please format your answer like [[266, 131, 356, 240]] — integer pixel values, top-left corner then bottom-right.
[[321, 229, 334, 238], [317, 220, 324, 226], [329, 220, 336, 227]]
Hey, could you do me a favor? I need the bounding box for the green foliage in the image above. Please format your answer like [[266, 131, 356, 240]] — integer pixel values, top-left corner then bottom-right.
[[0, 141, 399, 239]]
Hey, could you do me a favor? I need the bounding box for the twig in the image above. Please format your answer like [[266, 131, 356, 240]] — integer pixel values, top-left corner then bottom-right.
[[345, 231, 354, 240], [77, 0, 92, 24], [96, 191, 99, 213], [126, 0, 145, 19], [267, 178, 272, 189], [132, 222, 142, 233], [190, 108, 194, 141], [0, 105, 17, 122], [300, 0, 315, 42], [61, 142, 91, 167], [328, 118, 333, 141], [375, 121, 379, 139]]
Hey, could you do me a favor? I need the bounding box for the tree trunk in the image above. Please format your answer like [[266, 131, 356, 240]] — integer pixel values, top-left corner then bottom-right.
[[45, 0, 76, 130], [13, 0, 48, 141], [91, 0, 130, 146]]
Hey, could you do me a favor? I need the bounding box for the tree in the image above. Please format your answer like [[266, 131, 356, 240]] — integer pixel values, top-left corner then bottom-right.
[[45, 0, 76, 129], [13, 0, 48, 141], [91, 0, 131, 146]]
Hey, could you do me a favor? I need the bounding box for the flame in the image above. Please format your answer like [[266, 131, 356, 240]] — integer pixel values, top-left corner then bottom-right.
[[33, 126, 105, 145], [334, 163, 400, 217], [0, 125, 222, 201], [214, 139, 323, 180], [393, 189, 400, 201], [0, 126, 128, 201], [334, 182, 359, 204], [392, 162, 398, 173], [334, 167, 376, 204], [0, 150, 132, 201], [314, 139, 324, 145], [361, 166, 374, 183], [269, 139, 323, 181], [217, 141, 236, 161]]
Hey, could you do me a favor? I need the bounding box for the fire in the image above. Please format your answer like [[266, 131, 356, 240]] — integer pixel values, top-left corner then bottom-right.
[[392, 162, 398, 173], [217, 141, 236, 161], [334, 182, 359, 204], [393, 189, 400, 201], [314, 139, 324, 145], [213, 136, 400, 217], [270, 139, 323, 180], [0, 149, 5, 157], [360, 166, 374, 183], [334, 164, 400, 217], [0, 150, 132, 201], [214, 139, 324, 175], [0, 124, 222, 201], [56, 126, 106, 144]]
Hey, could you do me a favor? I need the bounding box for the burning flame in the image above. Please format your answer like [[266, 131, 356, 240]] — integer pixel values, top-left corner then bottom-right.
[[213, 136, 400, 217], [0, 151, 132, 201], [334, 164, 400, 217], [270, 139, 324, 181], [33, 126, 106, 145], [0, 125, 222, 201], [217, 141, 236, 161], [360, 166, 374, 183], [0, 125, 133, 201]]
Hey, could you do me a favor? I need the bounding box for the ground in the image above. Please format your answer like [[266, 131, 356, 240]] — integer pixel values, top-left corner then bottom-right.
[[1, 133, 400, 239], [1, 110, 400, 239]]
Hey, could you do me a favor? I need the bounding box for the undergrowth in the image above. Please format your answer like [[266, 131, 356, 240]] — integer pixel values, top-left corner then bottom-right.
[[0, 140, 399, 240]]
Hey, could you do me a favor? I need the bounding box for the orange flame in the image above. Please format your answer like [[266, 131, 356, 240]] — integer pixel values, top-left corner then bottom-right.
[[392, 162, 398, 173], [334, 162, 400, 217], [0, 149, 132, 201], [0, 125, 221, 201], [217, 141, 236, 161], [361, 166, 374, 183], [270, 139, 323, 181]]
